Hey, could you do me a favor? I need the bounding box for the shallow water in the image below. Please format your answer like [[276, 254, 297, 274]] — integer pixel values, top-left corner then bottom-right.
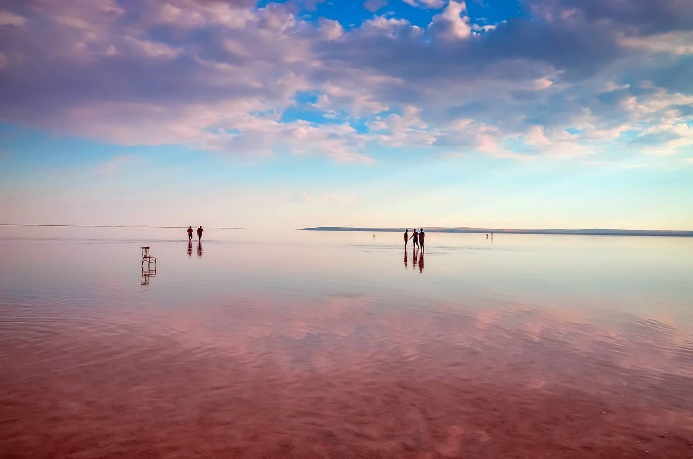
[[1, 227, 692, 458]]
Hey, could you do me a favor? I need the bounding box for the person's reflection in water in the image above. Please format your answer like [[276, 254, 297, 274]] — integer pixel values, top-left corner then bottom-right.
[[197, 242, 203, 257], [187, 240, 193, 257], [419, 251, 424, 273], [404, 248, 408, 268], [412, 246, 418, 269]]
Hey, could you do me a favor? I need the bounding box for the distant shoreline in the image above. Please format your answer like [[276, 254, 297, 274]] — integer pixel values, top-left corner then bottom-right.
[[2, 224, 690, 237], [300, 227, 693, 237], [0, 224, 243, 229]]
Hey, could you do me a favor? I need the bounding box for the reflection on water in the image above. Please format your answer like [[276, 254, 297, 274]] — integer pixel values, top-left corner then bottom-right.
[[406, 246, 424, 273], [0, 229, 692, 457], [140, 265, 155, 285]]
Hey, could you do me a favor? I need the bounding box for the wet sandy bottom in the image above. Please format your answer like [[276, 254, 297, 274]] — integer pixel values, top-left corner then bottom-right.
[[1, 296, 692, 458]]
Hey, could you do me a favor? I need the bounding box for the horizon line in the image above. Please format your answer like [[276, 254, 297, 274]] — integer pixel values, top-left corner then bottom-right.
[[0, 224, 244, 229], [300, 226, 693, 237], [2, 224, 691, 237]]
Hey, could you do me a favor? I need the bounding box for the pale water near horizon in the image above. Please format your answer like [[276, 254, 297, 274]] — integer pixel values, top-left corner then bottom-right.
[[1, 227, 692, 458]]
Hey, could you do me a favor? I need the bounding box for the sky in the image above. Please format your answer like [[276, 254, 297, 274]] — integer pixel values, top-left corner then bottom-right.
[[0, 0, 692, 230]]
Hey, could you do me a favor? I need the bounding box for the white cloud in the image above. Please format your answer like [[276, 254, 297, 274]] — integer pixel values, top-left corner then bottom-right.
[[472, 23, 498, 32], [526, 125, 550, 147], [364, 0, 388, 13], [368, 105, 437, 147], [316, 81, 391, 116], [360, 15, 413, 36], [402, 0, 445, 9], [319, 18, 343, 41], [429, 1, 472, 41], [150, 0, 255, 29], [633, 122, 693, 155]]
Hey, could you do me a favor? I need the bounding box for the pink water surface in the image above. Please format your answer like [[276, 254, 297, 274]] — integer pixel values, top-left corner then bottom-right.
[[1, 228, 692, 457]]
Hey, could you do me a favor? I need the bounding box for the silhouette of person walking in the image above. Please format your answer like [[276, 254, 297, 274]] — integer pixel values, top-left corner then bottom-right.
[[187, 226, 193, 241], [419, 228, 425, 252], [410, 229, 419, 248], [404, 229, 409, 247], [197, 226, 203, 242]]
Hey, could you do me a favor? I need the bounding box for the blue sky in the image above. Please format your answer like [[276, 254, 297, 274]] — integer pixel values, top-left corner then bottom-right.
[[0, 0, 692, 229]]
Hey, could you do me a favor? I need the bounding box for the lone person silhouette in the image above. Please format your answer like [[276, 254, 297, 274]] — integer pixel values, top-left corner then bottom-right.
[[403, 229, 409, 247], [410, 229, 419, 248], [197, 226, 203, 242], [187, 226, 193, 241], [419, 228, 425, 252]]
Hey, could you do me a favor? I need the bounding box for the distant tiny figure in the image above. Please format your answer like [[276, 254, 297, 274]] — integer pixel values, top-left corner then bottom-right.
[[197, 226, 203, 241], [410, 229, 419, 248], [404, 229, 409, 247], [419, 228, 425, 252], [486, 233, 488, 239], [187, 226, 193, 241]]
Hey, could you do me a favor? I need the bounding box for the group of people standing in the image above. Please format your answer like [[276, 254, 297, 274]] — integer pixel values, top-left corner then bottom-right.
[[187, 226, 204, 241], [404, 228, 426, 251]]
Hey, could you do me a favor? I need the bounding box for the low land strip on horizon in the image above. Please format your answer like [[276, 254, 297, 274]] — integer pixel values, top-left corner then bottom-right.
[[0, 224, 243, 229], [301, 227, 693, 237]]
